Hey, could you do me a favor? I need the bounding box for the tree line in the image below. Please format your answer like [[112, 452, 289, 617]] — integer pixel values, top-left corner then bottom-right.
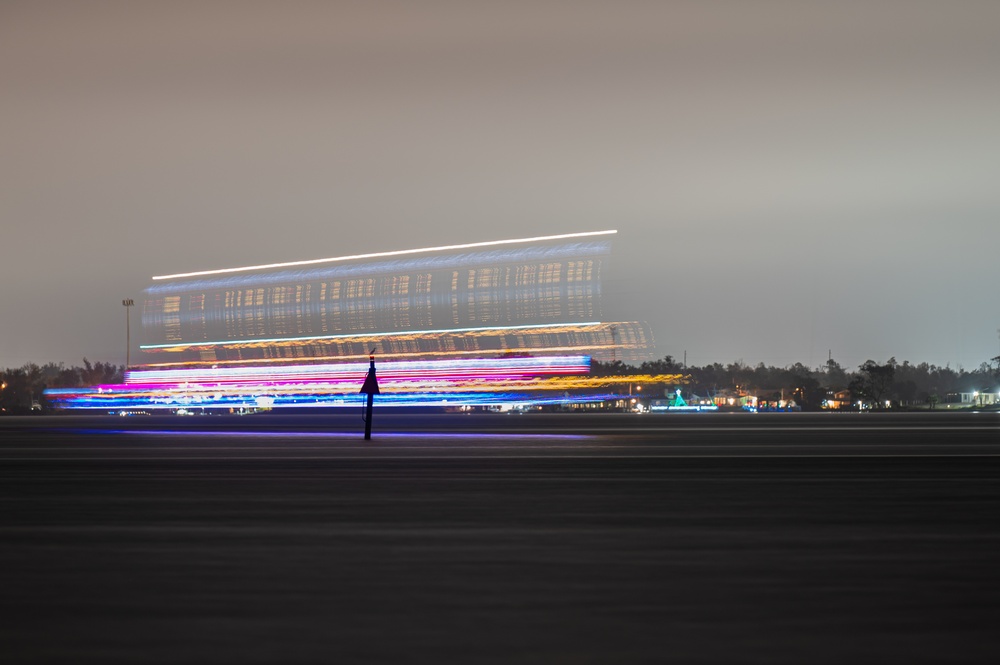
[[0, 360, 123, 414], [592, 355, 1000, 410]]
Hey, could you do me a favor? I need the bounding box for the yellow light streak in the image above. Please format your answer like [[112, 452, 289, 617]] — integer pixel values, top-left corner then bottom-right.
[[141, 344, 621, 369], [140, 321, 644, 354]]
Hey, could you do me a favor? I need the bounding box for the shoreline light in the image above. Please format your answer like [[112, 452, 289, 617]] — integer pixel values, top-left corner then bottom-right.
[[151, 230, 617, 281]]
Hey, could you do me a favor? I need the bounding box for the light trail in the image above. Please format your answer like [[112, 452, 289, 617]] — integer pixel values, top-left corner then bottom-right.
[[138, 343, 622, 368], [124, 356, 591, 385], [152, 229, 617, 281], [139, 321, 604, 351]]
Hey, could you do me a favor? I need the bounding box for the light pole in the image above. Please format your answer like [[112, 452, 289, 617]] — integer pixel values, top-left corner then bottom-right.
[[122, 299, 135, 368]]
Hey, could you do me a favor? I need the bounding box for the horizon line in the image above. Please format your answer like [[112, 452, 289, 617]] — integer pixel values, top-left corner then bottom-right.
[[151, 229, 618, 281]]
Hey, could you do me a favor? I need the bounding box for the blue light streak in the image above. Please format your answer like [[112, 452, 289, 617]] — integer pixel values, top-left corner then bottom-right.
[[47, 389, 618, 411], [86, 430, 591, 441]]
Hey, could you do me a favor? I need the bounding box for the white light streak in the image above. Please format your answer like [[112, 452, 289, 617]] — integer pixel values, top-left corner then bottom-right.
[[139, 321, 604, 350], [152, 229, 617, 281]]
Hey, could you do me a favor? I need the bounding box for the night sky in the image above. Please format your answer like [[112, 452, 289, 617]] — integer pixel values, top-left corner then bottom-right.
[[2, 1, 998, 370]]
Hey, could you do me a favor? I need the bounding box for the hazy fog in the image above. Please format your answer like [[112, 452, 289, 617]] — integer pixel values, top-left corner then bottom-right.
[[2, 1, 998, 369]]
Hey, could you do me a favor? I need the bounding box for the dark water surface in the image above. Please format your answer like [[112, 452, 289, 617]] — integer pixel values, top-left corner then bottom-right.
[[2, 413, 998, 663]]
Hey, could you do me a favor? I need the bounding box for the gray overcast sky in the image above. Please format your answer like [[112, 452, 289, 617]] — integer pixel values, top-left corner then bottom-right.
[[2, 1, 998, 370]]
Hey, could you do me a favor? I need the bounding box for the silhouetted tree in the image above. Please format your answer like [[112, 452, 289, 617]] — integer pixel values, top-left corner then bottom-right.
[[789, 374, 826, 411], [1, 360, 125, 414], [849, 358, 897, 409], [590, 359, 630, 376], [79, 358, 124, 385], [824, 357, 849, 388], [638, 355, 682, 374]]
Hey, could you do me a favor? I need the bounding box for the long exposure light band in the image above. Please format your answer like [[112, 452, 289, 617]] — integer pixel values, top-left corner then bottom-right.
[[139, 321, 604, 351], [139, 343, 621, 369], [145, 240, 613, 296], [47, 229, 656, 412], [152, 230, 618, 281], [125, 356, 591, 385], [44, 391, 620, 410], [44, 355, 648, 411]]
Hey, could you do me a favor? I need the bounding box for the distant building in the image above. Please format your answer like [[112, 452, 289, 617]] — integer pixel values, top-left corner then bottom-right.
[[822, 389, 853, 410], [960, 391, 999, 406]]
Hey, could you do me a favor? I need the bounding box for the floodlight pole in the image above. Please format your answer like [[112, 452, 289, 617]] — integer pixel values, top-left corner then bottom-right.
[[122, 299, 135, 368]]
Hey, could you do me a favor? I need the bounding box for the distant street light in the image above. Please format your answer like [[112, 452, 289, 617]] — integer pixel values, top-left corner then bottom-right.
[[122, 299, 135, 368]]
